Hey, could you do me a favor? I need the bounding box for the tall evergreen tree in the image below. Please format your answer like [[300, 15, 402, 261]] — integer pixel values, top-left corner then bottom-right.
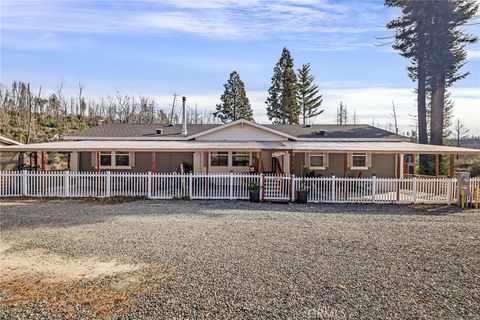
[[426, 0, 478, 146], [386, 0, 478, 174], [386, 0, 432, 172], [297, 63, 324, 125], [266, 48, 299, 124], [214, 71, 254, 123]]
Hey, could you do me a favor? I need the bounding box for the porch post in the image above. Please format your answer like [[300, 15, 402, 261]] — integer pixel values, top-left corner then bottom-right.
[[151, 152, 156, 173], [413, 153, 417, 175], [67, 152, 71, 171], [41, 151, 46, 171], [204, 151, 209, 174], [96, 151, 101, 173], [289, 150, 295, 175], [435, 154, 439, 177], [399, 153, 404, 179], [449, 154, 455, 177]]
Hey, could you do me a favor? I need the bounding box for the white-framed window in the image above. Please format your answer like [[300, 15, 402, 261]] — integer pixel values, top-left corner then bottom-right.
[[211, 152, 229, 167], [232, 152, 250, 167], [309, 154, 326, 170], [210, 151, 251, 167], [97, 151, 132, 169], [351, 153, 368, 170], [100, 151, 112, 167]]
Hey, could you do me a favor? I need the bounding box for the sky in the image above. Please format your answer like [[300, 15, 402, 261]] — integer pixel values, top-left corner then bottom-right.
[[1, 0, 479, 135]]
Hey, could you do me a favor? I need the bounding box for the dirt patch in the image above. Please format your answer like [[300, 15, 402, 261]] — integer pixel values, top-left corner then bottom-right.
[[0, 243, 140, 281], [1, 268, 180, 318], [0, 243, 180, 318]]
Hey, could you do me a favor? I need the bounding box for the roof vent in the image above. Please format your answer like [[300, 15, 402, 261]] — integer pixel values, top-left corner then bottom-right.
[[165, 123, 174, 127], [313, 130, 327, 136], [155, 128, 163, 135], [303, 124, 312, 128]]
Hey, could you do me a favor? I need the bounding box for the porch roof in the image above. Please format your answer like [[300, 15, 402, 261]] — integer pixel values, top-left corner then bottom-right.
[[0, 140, 479, 155]]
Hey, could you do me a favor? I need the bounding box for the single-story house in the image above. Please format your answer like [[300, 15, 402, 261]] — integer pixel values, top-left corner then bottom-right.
[[1, 119, 479, 178], [0, 135, 23, 171]]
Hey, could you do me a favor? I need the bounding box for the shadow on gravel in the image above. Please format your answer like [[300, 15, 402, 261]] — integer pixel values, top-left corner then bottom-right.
[[0, 198, 474, 231]]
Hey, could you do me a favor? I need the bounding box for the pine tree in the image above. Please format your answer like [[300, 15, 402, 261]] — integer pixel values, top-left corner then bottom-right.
[[214, 71, 254, 123], [297, 63, 323, 125], [385, 0, 478, 174], [266, 48, 299, 124], [426, 0, 478, 146]]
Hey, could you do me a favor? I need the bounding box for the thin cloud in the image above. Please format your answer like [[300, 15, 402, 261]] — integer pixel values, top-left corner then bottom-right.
[[1, 0, 386, 39]]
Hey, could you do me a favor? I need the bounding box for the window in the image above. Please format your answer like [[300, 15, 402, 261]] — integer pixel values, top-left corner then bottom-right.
[[309, 154, 325, 169], [100, 152, 112, 166], [211, 152, 229, 166], [115, 151, 130, 167], [97, 151, 132, 168], [351, 153, 367, 169], [232, 152, 250, 167]]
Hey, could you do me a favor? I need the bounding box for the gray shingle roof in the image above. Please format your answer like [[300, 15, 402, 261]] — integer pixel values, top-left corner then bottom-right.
[[266, 124, 404, 139], [65, 122, 407, 140], [67, 123, 219, 138]]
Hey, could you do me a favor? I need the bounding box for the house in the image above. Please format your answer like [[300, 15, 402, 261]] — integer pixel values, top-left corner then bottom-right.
[[1, 118, 479, 178], [0, 135, 23, 171]]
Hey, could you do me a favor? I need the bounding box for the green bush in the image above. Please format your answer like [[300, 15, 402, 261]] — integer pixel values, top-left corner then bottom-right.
[[469, 157, 480, 177]]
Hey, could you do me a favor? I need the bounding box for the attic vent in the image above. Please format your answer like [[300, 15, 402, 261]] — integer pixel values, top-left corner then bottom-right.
[[155, 128, 164, 135], [313, 130, 327, 136]]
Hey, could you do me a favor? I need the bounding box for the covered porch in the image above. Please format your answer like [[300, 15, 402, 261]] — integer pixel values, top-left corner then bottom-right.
[[0, 140, 479, 178]]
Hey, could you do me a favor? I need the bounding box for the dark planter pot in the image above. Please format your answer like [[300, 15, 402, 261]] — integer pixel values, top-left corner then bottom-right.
[[249, 190, 260, 203], [296, 190, 309, 203]]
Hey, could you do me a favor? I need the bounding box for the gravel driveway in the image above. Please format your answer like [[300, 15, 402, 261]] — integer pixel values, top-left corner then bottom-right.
[[1, 199, 479, 319]]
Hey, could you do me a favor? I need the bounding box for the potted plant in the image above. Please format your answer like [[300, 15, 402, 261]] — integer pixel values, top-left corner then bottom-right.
[[296, 179, 309, 203], [248, 181, 261, 203], [296, 164, 310, 203]]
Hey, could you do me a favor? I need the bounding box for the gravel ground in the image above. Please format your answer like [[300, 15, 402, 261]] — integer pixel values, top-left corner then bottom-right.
[[1, 199, 479, 319]]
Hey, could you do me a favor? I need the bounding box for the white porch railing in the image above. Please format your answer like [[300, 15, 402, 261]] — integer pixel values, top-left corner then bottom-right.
[[1, 171, 479, 205]]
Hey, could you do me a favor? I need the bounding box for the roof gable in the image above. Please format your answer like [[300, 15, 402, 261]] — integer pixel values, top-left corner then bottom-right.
[[189, 119, 297, 141]]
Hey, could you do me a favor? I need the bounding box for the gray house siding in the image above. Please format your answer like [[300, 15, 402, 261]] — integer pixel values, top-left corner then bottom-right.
[[155, 152, 193, 173], [297, 153, 396, 178], [79, 152, 193, 173]]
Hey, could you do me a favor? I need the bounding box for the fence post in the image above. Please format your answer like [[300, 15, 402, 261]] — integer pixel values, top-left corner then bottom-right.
[[412, 177, 417, 204], [189, 173, 193, 199], [291, 174, 295, 202], [106, 171, 111, 197], [446, 178, 452, 205], [22, 170, 28, 196], [371, 175, 376, 203], [260, 173, 264, 201], [147, 171, 152, 199], [331, 175, 336, 202], [64, 171, 70, 197], [229, 172, 234, 200]]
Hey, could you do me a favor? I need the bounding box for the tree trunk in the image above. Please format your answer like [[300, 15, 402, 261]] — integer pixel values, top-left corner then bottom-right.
[[430, 74, 445, 146], [417, 34, 429, 173]]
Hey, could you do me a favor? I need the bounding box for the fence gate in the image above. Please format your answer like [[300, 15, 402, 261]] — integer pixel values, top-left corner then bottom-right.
[[263, 174, 291, 201]]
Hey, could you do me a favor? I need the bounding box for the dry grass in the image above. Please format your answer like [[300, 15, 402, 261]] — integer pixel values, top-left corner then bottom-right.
[[0, 267, 180, 319]]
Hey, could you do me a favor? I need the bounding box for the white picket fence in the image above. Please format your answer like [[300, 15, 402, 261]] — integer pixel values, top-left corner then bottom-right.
[[1, 171, 479, 204]]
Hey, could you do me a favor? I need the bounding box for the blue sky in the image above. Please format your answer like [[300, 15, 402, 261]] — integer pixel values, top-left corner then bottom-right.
[[1, 0, 479, 134]]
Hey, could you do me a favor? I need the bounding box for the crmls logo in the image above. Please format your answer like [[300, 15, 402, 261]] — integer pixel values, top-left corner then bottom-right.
[[305, 306, 347, 319]]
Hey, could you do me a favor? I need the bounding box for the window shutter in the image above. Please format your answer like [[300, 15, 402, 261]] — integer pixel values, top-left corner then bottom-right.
[[347, 153, 352, 167], [366, 153, 372, 168], [324, 153, 329, 168], [91, 152, 97, 169], [129, 152, 135, 167]]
